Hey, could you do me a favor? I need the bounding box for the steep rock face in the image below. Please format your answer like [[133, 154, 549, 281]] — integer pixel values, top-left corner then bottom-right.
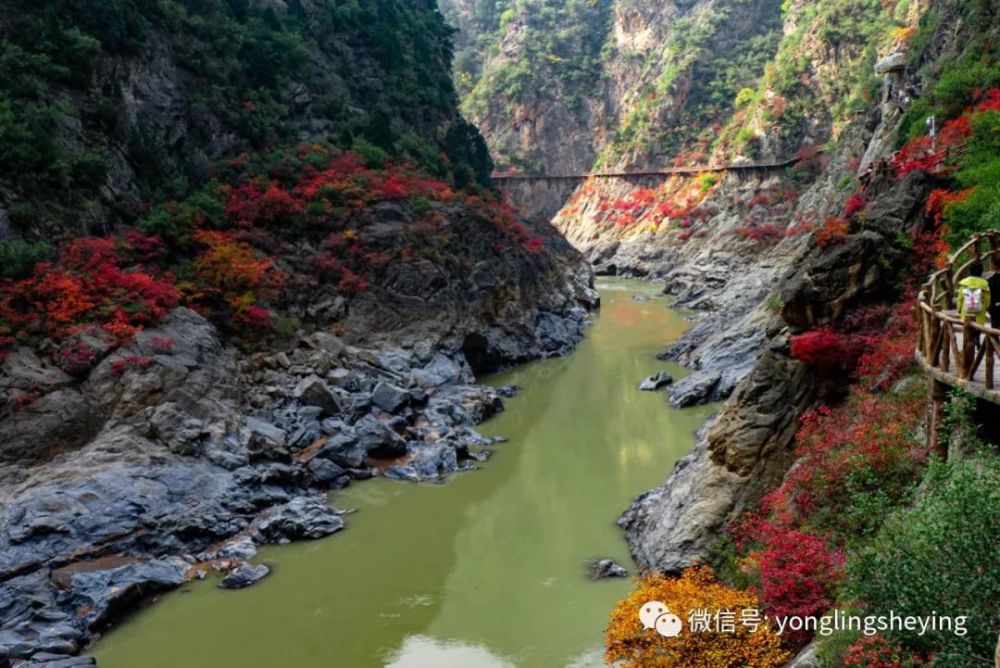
[[620, 92, 936, 572], [0, 0, 492, 237]]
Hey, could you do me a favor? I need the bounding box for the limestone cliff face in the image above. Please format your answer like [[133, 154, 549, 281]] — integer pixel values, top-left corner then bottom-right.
[[445, 0, 953, 572]]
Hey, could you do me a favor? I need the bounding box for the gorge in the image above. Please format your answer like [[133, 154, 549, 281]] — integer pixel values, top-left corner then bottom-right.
[[3, 0, 1000, 667]]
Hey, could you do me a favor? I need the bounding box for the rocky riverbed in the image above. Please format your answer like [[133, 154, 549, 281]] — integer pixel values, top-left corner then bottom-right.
[[0, 261, 597, 666]]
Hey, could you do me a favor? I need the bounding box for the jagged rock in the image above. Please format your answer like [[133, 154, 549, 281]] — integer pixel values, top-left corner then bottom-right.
[[0, 348, 71, 391], [61, 557, 190, 629], [667, 370, 722, 407], [639, 371, 674, 391], [0, 389, 97, 465], [384, 442, 461, 482], [784, 640, 822, 667], [301, 332, 345, 357], [354, 415, 408, 458], [589, 558, 628, 579], [370, 381, 410, 414], [149, 402, 206, 455], [14, 653, 97, 667], [220, 562, 270, 589], [874, 51, 906, 74], [307, 457, 346, 486], [293, 375, 340, 417], [251, 496, 344, 543], [243, 416, 287, 460], [198, 535, 257, 562]]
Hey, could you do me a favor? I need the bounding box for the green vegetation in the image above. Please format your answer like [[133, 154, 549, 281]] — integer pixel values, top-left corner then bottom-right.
[[0, 0, 492, 233], [848, 456, 1000, 666], [458, 0, 614, 123]]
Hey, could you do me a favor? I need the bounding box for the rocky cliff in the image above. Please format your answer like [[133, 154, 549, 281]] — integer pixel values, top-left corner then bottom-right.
[[0, 2, 599, 664], [442, 0, 973, 570]]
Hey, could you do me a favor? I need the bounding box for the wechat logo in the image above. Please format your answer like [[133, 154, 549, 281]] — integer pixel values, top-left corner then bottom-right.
[[639, 601, 683, 638]]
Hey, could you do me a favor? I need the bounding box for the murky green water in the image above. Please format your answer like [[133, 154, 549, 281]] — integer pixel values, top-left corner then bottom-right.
[[92, 279, 714, 668]]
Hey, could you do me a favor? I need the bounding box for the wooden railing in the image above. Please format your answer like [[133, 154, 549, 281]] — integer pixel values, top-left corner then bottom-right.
[[916, 231, 1000, 392]]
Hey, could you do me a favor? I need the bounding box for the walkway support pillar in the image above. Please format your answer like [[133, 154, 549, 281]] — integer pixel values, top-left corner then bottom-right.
[[928, 378, 950, 460]]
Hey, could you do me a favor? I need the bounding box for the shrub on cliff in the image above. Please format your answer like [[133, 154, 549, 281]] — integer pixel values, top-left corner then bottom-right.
[[606, 567, 790, 668], [847, 457, 1000, 666]]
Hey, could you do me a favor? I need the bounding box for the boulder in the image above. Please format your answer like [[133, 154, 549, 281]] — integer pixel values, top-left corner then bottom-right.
[[639, 371, 674, 391], [62, 557, 190, 629], [589, 558, 628, 579], [370, 381, 410, 414], [293, 375, 340, 417], [252, 496, 344, 543], [220, 563, 270, 589], [667, 370, 722, 408], [354, 415, 408, 458]]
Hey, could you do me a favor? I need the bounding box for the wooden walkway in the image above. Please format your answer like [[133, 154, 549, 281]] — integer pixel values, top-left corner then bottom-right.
[[916, 231, 1000, 406], [489, 156, 799, 182]]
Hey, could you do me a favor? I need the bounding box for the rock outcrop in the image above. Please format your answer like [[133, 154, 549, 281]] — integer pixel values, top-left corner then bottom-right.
[[0, 244, 595, 663]]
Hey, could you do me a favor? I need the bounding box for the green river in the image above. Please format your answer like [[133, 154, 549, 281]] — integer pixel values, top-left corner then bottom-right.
[[92, 278, 714, 668]]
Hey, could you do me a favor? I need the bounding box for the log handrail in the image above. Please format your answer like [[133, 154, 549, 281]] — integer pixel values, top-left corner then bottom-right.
[[916, 230, 1000, 393]]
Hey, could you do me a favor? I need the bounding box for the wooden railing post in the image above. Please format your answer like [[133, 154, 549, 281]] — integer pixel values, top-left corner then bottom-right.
[[961, 317, 975, 379], [986, 335, 995, 390]]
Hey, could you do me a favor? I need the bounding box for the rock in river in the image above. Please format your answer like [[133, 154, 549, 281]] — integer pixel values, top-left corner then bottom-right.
[[639, 371, 673, 391], [220, 563, 271, 590], [589, 558, 628, 579]]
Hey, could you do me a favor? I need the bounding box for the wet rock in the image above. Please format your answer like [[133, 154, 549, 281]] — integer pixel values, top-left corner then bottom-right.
[[589, 558, 629, 579], [631, 293, 652, 303], [667, 370, 722, 408], [307, 457, 346, 486], [354, 415, 408, 458], [639, 372, 673, 391], [0, 572, 82, 660], [14, 654, 97, 667], [220, 562, 270, 589], [370, 381, 410, 414], [251, 496, 345, 543], [293, 375, 340, 417], [198, 535, 257, 562], [384, 442, 460, 482], [63, 557, 190, 629]]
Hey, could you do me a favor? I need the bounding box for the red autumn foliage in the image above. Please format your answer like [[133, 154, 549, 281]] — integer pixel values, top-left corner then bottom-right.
[[892, 113, 971, 177], [111, 355, 154, 376], [844, 192, 867, 218], [0, 235, 179, 359], [737, 224, 785, 245], [740, 520, 845, 645], [815, 216, 848, 247], [10, 391, 38, 411], [843, 634, 930, 667]]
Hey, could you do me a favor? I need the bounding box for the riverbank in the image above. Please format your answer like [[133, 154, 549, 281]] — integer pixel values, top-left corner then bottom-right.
[[89, 279, 713, 668]]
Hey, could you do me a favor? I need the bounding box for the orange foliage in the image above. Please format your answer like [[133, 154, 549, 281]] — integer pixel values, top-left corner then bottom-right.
[[815, 216, 848, 247], [606, 567, 790, 668]]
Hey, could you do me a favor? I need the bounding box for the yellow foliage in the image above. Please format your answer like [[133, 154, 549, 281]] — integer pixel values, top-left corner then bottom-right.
[[605, 566, 790, 668]]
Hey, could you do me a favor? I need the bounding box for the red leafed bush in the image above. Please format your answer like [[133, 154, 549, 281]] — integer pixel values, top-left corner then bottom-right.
[[737, 224, 785, 245], [0, 235, 179, 357], [191, 230, 280, 328], [742, 522, 845, 645], [111, 356, 154, 376], [789, 329, 853, 368], [815, 216, 848, 247], [843, 634, 930, 667], [10, 391, 38, 411], [844, 192, 867, 218]]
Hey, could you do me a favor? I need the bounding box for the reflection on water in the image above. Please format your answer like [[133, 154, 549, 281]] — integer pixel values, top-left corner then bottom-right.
[[92, 278, 715, 668]]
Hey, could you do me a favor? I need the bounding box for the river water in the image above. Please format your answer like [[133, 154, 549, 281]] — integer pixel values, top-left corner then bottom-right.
[[92, 278, 713, 668]]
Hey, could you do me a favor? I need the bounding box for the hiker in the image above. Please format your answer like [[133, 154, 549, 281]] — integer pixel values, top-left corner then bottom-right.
[[958, 261, 991, 344], [989, 269, 1000, 328]]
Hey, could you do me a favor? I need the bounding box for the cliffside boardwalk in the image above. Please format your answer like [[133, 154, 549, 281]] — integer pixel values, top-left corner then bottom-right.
[[489, 156, 800, 183], [916, 230, 1000, 452]]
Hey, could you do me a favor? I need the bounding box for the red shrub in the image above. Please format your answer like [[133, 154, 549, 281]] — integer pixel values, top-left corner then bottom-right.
[[844, 192, 867, 218]]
